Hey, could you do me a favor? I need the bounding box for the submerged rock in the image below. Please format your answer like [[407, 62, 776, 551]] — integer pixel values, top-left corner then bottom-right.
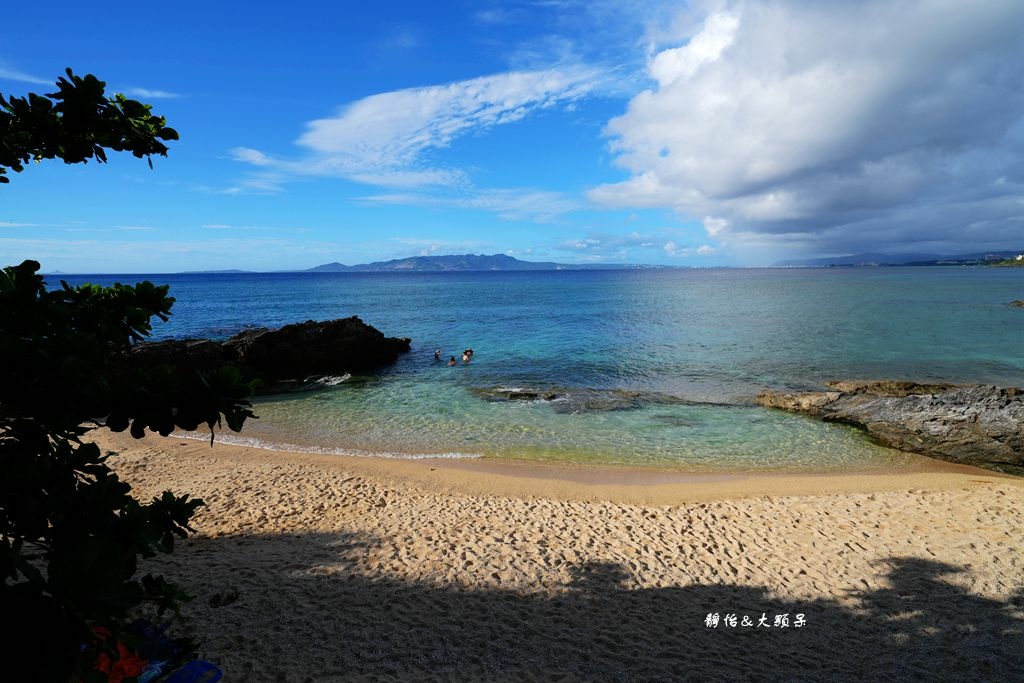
[[131, 317, 410, 393], [473, 388, 563, 402], [1011, 300, 1024, 307], [757, 381, 1024, 474], [471, 386, 695, 413]]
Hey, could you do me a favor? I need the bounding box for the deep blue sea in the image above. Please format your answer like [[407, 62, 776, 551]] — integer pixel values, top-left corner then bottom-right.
[[60, 268, 1024, 472]]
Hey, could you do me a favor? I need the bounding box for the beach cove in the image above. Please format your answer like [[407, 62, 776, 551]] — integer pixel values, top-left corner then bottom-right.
[[101, 430, 1024, 680], [66, 267, 1024, 678]]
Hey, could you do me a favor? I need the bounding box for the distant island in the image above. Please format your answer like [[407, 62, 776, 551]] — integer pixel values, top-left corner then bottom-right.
[[307, 253, 663, 272], [776, 250, 1023, 268]]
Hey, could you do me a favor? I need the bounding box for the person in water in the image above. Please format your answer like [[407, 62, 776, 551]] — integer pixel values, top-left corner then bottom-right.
[[434, 348, 442, 361], [447, 356, 457, 367], [462, 351, 470, 362]]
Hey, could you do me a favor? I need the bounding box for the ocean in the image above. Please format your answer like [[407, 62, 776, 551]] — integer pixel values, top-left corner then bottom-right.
[[60, 267, 1024, 472]]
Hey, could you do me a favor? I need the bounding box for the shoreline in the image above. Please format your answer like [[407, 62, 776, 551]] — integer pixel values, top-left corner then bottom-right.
[[95, 430, 1024, 679], [125, 430, 1016, 505]]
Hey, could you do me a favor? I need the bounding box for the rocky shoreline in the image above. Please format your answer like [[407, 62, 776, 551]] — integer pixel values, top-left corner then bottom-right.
[[130, 317, 410, 393], [130, 320, 1021, 475], [757, 380, 1023, 474]]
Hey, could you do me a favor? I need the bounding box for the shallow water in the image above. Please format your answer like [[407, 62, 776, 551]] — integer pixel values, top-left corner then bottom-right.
[[61, 267, 1024, 471]]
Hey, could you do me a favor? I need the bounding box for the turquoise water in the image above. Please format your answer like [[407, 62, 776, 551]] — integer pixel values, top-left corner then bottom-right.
[[62, 268, 1024, 472]]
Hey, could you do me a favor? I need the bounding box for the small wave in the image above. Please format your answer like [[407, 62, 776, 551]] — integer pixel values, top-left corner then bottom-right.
[[171, 431, 481, 460], [314, 373, 352, 386]]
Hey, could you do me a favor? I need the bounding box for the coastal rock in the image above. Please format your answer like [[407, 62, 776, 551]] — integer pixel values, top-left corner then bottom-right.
[[824, 380, 959, 397], [756, 382, 1024, 473], [1011, 300, 1024, 307], [223, 318, 410, 376], [128, 338, 235, 373], [754, 390, 842, 415], [131, 317, 410, 392]]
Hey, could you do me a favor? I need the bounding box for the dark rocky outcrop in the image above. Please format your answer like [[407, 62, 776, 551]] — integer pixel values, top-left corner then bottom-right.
[[1010, 300, 1024, 307], [757, 381, 1024, 474], [131, 317, 410, 393]]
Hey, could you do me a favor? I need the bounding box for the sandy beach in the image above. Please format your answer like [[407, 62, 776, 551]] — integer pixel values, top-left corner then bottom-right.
[[98, 431, 1024, 681]]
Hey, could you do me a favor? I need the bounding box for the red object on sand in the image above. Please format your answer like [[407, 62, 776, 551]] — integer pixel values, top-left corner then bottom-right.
[[90, 628, 149, 683]]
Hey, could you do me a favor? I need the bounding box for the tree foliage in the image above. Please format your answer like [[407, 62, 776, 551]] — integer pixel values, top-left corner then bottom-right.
[[0, 73, 252, 679], [0, 68, 178, 182], [0, 260, 256, 677]]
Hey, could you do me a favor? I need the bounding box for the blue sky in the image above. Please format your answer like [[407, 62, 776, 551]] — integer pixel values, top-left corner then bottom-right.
[[2, 0, 1023, 272]]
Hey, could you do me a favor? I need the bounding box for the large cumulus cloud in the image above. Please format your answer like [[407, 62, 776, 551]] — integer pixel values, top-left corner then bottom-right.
[[590, 0, 1024, 255]]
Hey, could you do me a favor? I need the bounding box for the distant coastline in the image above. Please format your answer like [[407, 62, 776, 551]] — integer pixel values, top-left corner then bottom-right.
[[775, 249, 1023, 268], [39, 249, 1024, 277], [306, 253, 668, 273]]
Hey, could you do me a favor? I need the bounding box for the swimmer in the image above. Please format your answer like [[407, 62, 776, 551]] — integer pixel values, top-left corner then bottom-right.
[[462, 352, 470, 362], [434, 348, 441, 361], [447, 356, 457, 367]]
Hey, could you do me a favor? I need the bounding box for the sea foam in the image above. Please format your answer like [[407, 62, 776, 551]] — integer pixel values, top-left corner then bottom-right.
[[171, 431, 481, 460]]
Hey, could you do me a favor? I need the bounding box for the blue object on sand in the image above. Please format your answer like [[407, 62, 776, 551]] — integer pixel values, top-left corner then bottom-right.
[[164, 660, 223, 682]]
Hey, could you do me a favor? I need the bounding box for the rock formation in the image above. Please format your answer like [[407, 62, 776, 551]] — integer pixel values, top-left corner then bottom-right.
[[471, 386, 697, 413], [131, 317, 410, 392], [757, 381, 1023, 474]]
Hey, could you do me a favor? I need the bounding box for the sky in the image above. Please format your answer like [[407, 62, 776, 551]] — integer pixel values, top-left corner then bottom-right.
[[1, 0, 1023, 272]]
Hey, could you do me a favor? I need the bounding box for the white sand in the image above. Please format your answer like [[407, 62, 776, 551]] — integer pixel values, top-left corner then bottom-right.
[[98, 431, 1024, 681]]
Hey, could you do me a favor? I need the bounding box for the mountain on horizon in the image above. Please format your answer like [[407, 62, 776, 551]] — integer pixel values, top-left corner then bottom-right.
[[775, 250, 1021, 267], [307, 253, 656, 272]]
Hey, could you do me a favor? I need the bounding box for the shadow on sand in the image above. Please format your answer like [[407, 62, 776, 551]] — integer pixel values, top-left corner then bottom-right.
[[162, 530, 1022, 681]]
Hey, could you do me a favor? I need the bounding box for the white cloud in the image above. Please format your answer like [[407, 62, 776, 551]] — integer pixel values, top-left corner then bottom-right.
[[544, 228, 709, 262], [561, 238, 603, 250], [0, 62, 49, 85], [229, 148, 275, 166], [235, 66, 602, 192], [475, 8, 515, 25], [298, 66, 596, 172], [362, 188, 580, 223], [200, 223, 311, 233], [124, 87, 182, 99], [385, 237, 498, 259], [227, 67, 602, 220], [661, 240, 718, 257], [702, 216, 727, 236], [649, 11, 738, 87], [590, 1, 1024, 255], [63, 226, 160, 233]]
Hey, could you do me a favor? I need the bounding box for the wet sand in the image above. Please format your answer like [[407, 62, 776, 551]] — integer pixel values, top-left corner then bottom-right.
[[98, 430, 1024, 681]]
